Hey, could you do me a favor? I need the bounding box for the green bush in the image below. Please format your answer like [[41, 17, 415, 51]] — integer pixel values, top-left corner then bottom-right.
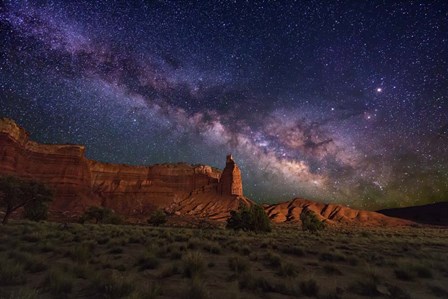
[[182, 251, 205, 278], [137, 252, 160, 271], [226, 204, 271, 232], [184, 278, 209, 299], [300, 209, 326, 233], [0, 176, 53, 224], [24, 199, 49, 221], [300, 279, 319, 297], [92, 272, 134, 299], [0, 258, 26, 285], [80, 206, 123, 224], [42, 269, 73, 296], [147, 209, 167, 226], [228, 256, 250, 274]]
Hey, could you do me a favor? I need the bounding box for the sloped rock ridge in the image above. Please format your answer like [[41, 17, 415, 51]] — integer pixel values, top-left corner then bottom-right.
[[264, 198, 413, 226]]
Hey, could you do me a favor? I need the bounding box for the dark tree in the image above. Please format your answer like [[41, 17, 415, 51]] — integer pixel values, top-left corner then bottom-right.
[[81, 206, 122, 224], [300, 209, 326, 233], [24, 199, 49, 221], [147, 209, 167, 226], [0, 176, 53, 224], [226, 204, 271, 232]]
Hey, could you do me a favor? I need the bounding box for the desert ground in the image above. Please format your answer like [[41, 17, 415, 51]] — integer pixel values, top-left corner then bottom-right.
[[0, 221, 447, 299]]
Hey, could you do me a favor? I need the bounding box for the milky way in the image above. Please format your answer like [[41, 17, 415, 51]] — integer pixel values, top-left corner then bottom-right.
[[1, 1, 447, 209]]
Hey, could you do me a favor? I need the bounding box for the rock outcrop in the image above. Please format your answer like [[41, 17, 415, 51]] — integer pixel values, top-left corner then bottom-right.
[[217, 154, 243, 196], [0, 118, 250, 222], [0, 118, 418, 226], [264, 198, 413, 226]]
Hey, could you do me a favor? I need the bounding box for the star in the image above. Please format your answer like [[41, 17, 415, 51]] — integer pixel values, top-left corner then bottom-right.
[[0, 1, 446, 209]]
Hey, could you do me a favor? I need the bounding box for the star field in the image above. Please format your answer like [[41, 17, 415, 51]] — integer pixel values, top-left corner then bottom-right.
[[1, 1, 447, 209]]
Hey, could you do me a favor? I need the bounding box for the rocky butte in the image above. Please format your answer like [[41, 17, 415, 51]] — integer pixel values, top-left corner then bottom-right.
[[0, 118, 251, 222], [0, 118, 413, 226]]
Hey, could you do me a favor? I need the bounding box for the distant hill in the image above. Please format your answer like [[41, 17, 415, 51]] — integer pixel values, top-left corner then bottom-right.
[[264, 198, 413, 227], [377, 202, 448, 226]]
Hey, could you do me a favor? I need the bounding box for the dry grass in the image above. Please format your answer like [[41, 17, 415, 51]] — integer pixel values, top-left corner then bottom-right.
[[0, 221, 447, 298]]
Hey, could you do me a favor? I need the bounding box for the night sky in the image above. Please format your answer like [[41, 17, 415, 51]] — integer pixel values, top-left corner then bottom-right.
[[1, 1, 447, 209]]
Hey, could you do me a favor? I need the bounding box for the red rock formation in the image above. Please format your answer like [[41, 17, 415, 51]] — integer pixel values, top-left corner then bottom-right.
[[0, 118, 96, 218], [0, 118, 250, 222], [264, 198, 413, 226], [217, 154, 243, 196], [0, 118, 415, 226]]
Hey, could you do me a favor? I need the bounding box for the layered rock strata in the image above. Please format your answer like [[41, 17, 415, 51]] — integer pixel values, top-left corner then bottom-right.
[[0, 118, 250, 221], [264, 198, 413, 226]]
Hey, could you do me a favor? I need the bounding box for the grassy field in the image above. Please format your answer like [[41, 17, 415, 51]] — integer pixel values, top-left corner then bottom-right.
[[0, 221, 447, 299]]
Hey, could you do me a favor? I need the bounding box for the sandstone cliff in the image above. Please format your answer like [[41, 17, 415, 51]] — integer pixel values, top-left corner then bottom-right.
[[0, 118, 250, 222], [264, 198, 413, 226], [217, 154, 243, 196], [1, 118, 415, 226]]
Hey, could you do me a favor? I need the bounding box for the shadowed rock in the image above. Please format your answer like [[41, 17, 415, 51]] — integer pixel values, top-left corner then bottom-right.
[[378, 202, 448, 226]]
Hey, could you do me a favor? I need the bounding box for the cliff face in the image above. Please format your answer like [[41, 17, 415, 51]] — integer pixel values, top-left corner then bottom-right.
[[0, 118, 95, 217], [0, 118, 249, 221], [217, 155, 243, 196], [264, 198, 413, 226]]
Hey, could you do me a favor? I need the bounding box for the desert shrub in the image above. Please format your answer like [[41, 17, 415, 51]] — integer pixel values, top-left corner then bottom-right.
[[42, 269, 73, 296], [39, 240, 55, 253], [226, 204, 271, 232], [281, 246, 305, 257], [319, 252, 346, 262], [71, 264, 93, 279], [182, 251, 205, 278], [388, 285, 411, 299], [128, 282, 161, 299], [109, 247, 123, 254], [8, 251, 47, 273], [80, 206, 122, 224], [240, 245, 251, 255], [349, 280, 380, 296], [264, 251, 282, 268], [184, 278, 209, 299], [228, 256, 250, 274], [169, 248, 182, 260], [70, 244, 91, 263], [414, 265, 433, 278], [0, 258, 26, 285], [187, 238, 202, 250], [174, 234, 189, 242], [238, 272, 275, 293], [300, 279, 319, 297], [203, 241, 221, 254], [22, 232, 40, 243], [158, 263, 180, 278], [394, 269, 414, 281], [278, 262, 298, 277], [92, 272, 134, 299], [0, 176, 53, 224], [300, 210, 326, 233], [137, 252, 160, 271], [147, 209, 167, 226], [428, 285, 448, 298], [323, 264, 342, 275], [3, 288, 39, 299]]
